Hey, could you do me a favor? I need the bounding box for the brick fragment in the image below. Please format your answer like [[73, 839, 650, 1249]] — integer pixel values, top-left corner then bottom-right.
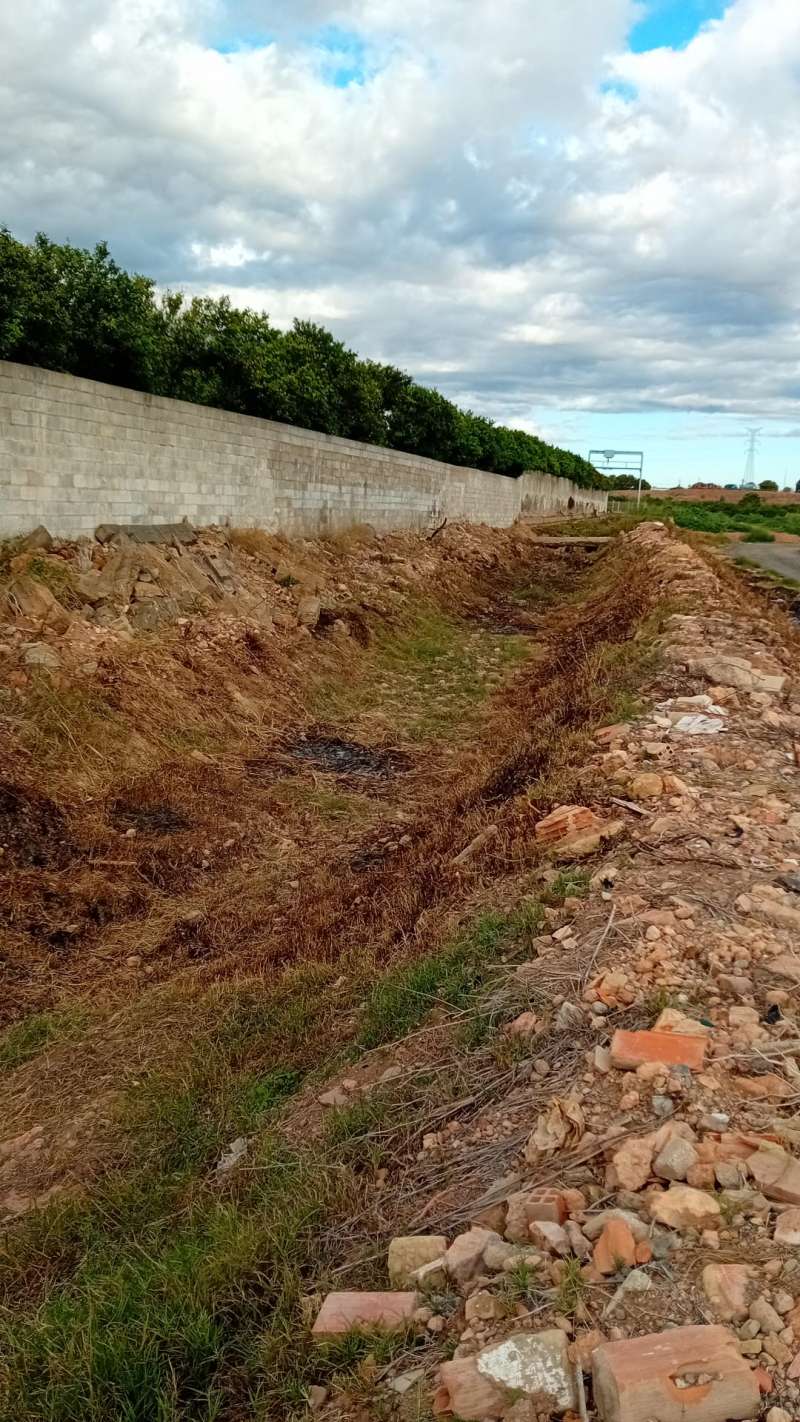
[[535, 804, 600, 844], [311, 1290, 417, 1339], [747, 1149, 800, 1206], [592, 1324, 760, 1422], [504, 1188, 568, 1242], [611, 1029, 707, 1072], [593, 1219, 637, 1275]]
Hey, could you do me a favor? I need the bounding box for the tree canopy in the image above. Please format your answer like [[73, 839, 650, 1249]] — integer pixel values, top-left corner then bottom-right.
[[0, 229, 606, 489]]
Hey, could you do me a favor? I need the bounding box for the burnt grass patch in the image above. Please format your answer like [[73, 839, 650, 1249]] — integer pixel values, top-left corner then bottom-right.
[[108, 800, 191, 835], [0, 782, 75, 870], [287, 732, 412, 779]]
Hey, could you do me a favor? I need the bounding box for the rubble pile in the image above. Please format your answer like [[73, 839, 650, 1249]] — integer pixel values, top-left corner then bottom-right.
[[305, 524, 800, 1421]]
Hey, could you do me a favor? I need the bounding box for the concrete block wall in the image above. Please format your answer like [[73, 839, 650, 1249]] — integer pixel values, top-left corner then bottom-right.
[[0, 361, 607, 538]]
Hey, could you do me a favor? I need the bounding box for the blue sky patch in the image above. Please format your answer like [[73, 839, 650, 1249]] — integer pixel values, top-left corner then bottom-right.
[[312, 26, 370, 87], [630, 0, 729, 53]]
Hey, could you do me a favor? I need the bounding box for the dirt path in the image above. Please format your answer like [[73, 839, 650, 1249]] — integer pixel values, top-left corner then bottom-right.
[[723, 538, 800, 583]]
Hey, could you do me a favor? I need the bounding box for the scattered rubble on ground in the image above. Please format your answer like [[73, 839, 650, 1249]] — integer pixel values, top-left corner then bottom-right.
[[300, 525, 800, 1420]]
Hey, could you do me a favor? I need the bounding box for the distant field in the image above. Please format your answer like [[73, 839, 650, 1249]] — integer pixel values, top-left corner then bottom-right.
[[605, 492, 800, 539], [615, 486, 800, 505]]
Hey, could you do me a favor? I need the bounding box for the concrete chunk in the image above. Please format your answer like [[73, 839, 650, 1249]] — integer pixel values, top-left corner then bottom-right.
[[477, 1329, 578, 1413]]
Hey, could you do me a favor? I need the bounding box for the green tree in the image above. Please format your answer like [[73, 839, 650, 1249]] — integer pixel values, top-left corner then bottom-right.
[[759, 479, 779, 492], [0, 227, 607, 489]]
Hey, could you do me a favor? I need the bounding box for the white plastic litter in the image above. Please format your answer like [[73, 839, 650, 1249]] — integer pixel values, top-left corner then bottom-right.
[[671, 714, 725, 735]]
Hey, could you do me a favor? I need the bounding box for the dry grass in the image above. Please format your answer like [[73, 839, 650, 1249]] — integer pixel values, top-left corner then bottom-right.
[[0, 523, 688, 1422]]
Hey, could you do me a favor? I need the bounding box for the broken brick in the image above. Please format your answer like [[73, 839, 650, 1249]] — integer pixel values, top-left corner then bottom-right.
[[610, 1029, 707, 1072], [311, 1291, 417, 1339], [593, 1219, 637, 1275], [534, 804, 600, 844], [747, 1149, 800, 1206], [504, 1188, 569, 1242], [435, 1357, 506, 1419], [592, 1324, 760, 1422]]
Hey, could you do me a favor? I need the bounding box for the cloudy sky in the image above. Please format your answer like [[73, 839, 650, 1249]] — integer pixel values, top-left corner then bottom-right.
[[2, 0, 800, 486]]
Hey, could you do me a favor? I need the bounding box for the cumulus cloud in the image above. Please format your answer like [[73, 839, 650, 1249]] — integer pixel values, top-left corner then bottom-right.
[[1, 0, 799, 437]]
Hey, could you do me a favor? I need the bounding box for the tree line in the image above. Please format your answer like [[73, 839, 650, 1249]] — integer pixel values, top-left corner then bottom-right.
[[0, 229, 605, 489]]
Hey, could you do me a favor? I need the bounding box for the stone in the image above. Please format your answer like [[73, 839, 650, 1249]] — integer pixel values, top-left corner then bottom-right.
[[20, 524, 54, 551], [507, 1011, 539, 1037], [766, 954, 800, 984], [593, 1219, 637, 1275], [611, 1030, 707, 1072], [307, 1384, 329, 1412], [749, 1296, 784, 1336], [774, 1208, 800, 1246], [388, 1236, 448, 1287], [435, 1357, 506, 1420], [736, 1074, 791, 1101], [477, 1329, 578, 1413], [387, 1368, 423, 1396], [765, 1410, 792, 1422], [653, 1136, 699, 1182], [702, 1264, 752, 1322], [505, 1189, 568, 1242], [582, 1209, 650, 1243], [630, 772, 664, 799], [311, 1291, 417, 1338], [612, 1137, 654, 1192], [21, 642, 60, 669], [465, 1290, 506, 1323], [445, 1228, 500, 1285], [649, 1185, 721, 1231], [297, 594, 322, 628], [747, 1150, 800, 1206], [592, 1324, 760, 1422], [7, 575, 63, 623], [529, 1220, 571, 1255]]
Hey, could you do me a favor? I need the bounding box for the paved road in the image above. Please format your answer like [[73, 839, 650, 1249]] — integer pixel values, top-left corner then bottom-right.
[[723, 540, 800, 583]]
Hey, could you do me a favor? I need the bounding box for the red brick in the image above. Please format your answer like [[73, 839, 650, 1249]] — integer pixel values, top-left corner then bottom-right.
[[311, 1291, 417, 1339], [535, 804, 600, 844], [610, 1029, 707, 1072], [592, 1325, 760, 1422]]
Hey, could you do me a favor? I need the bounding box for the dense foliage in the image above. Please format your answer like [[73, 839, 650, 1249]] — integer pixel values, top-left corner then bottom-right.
[[605, 473, 651, 490], [634, 492, 800, 537], [0, 229, 604, 488]]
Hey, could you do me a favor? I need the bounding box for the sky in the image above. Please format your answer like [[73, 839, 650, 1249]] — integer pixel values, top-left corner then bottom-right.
[[2, 0, 800, 488]]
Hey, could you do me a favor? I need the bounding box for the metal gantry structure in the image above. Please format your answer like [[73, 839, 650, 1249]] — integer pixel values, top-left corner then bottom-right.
[[587, 449, 646, 505]]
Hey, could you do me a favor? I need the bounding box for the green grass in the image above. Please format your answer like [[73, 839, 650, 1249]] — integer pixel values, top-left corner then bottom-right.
[[542, 869, 590, 904], [313, 606, 529, 742], [497, 1258, 542, 1309], [554, 1256, 589, 1317], [358, 904, 544, 1050], [26, 556, 81, 608], [741, 527, 776, 543], [0, 1010, 88, 1074], [0, 1138, 356, 1422]]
